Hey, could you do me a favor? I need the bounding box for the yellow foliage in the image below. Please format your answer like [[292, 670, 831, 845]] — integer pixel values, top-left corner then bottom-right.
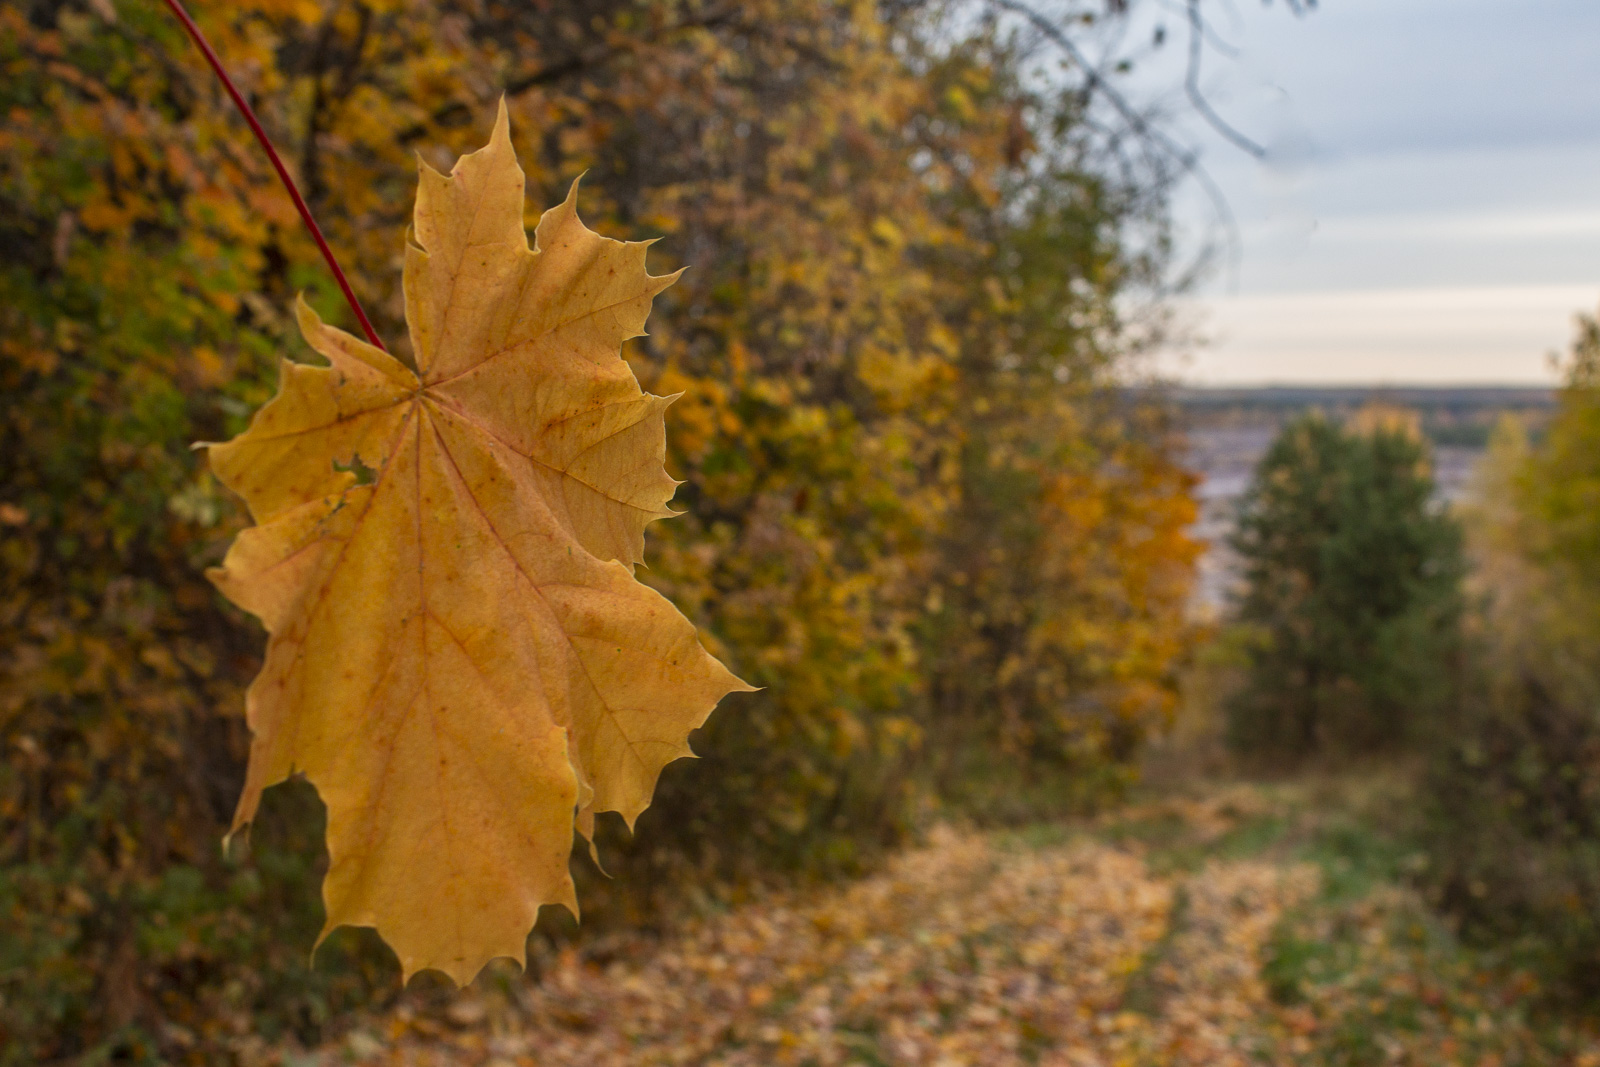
[[3, 1, 1199, 1055]]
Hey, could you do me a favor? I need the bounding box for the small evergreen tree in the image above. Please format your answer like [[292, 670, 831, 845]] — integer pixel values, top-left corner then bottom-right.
[[1227, 411, 1464, 757]]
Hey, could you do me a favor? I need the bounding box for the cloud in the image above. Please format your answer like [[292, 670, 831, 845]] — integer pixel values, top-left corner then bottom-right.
[[1154, 1, 1600, 382], [1164, 285, 1593, 384], [1226, 0, 1600, 160]]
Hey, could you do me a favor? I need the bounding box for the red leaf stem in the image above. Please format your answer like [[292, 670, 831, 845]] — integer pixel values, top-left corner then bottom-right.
[[160, 0, 387, 351]]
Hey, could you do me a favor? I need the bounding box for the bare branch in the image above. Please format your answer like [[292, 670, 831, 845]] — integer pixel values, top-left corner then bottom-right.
[[984, 0, 1244, 281], [1154, 0, 1241, 57], [1184, 0, 1265, 157]]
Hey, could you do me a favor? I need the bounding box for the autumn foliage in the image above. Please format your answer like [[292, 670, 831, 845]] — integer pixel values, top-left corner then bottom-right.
[[210, 108, 751, 983], [1, 1, 1196, 1060]]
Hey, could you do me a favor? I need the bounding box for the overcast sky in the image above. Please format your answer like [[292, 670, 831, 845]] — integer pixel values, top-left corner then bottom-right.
[[1136, 0, 1600, 384]]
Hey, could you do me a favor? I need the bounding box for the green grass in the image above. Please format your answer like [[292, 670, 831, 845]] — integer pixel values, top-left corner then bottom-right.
[[985, 771, 1600, 1065], [1119, 883, 1190, 1017]]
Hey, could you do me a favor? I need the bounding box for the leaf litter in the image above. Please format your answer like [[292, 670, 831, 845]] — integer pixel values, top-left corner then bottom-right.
[[278, 781, 1600, 1067]]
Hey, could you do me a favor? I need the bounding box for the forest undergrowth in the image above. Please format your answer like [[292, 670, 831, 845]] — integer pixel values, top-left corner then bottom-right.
[[267, 771, 1600, 1067]]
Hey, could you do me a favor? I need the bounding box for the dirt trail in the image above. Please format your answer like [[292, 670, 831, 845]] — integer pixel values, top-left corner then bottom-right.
[[303, 783, 1599, 1067]]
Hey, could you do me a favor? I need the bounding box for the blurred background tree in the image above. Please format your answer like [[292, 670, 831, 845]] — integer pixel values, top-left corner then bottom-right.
[[1225, 410, 1464, 758], [1421, 315, 1600, 1006], [0, 0, 1211, 1060]]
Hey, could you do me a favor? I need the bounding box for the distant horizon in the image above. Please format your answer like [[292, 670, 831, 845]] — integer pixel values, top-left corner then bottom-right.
[[1163, 382, 1556, 391]]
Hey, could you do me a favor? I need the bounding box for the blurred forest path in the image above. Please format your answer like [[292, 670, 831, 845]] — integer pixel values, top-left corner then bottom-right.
[[286, 776, 1600, 1067]]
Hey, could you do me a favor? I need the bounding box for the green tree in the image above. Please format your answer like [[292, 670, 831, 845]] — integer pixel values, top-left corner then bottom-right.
[[1227, 412, 1463, 757]]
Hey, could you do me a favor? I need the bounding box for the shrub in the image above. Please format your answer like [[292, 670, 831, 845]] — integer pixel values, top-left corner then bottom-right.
[[1421, 324, 1600, 1006]]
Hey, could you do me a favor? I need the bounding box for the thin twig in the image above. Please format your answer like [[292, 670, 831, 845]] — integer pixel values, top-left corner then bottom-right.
[[1184, 0, 1265, 157], [986, 0, 1244, 284], [160, 0, 387, 351], [1154, 0, 1240, 57]]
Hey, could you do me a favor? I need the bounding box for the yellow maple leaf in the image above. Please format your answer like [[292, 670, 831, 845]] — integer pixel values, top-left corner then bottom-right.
[[208, 102, 752, 985]]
